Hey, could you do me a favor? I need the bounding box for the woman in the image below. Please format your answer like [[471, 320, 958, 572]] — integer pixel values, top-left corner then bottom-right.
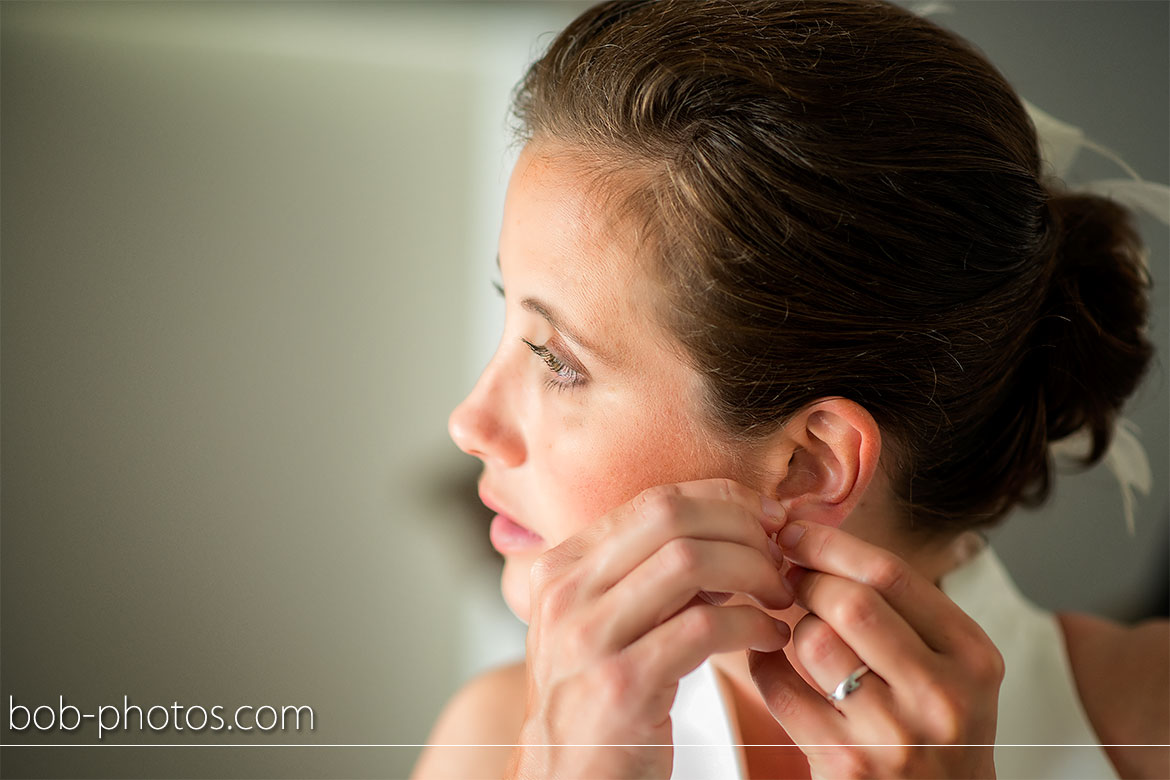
[[414, 1, 1168, 777]]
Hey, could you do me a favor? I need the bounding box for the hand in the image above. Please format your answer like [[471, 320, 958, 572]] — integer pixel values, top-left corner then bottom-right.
[[508, 479, 795, 780], [749, 521, 1004, 779]]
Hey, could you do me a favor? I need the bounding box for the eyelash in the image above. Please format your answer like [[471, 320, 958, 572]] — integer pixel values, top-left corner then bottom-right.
[[495, 280, 585, 391], [521, 338, 584, 391]]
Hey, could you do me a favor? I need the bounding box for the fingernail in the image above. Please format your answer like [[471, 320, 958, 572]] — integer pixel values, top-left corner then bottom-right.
[[778, 522, 805, 548], [779, 565, 795, 599], [760, 495, 785, 519], [767, 531, 785, 566], [785, 564, 807, 591], [773, 619, 791, 644], [698, 590, 732, 606]]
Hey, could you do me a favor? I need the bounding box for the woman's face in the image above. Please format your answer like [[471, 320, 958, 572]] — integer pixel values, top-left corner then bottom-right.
[[448, 142, 750, 622]]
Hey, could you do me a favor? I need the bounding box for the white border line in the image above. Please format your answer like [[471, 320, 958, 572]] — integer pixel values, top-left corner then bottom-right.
[[3, 743, 1169, 748]]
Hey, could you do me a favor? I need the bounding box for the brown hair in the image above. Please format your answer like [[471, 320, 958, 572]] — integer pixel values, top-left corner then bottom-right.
[[511, 0, 1152, 532]]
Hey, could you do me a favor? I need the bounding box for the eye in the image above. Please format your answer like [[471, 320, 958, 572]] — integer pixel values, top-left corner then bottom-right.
[[521, 338, 584, 390]]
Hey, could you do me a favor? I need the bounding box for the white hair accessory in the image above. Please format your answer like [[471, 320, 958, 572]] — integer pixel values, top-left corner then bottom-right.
[[1049, 419, 1152, 537], [1024, 99, 1170, 229], [1024, 99, 1165, 536], [907, 5, 1165, 536]]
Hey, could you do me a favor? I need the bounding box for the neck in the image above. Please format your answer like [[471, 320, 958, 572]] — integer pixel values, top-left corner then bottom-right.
[[840, 506, 981, 586]]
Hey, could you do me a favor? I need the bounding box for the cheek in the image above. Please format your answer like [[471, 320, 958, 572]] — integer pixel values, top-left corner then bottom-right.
[[536, 395, 729, 543]]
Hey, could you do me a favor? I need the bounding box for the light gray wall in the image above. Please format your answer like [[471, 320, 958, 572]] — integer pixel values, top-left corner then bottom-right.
[[1, 3, 582, 778], [2, 3, 1165, 779]]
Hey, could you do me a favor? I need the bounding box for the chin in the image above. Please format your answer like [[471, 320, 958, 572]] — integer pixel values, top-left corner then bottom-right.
[[500, 556, 534, 624]]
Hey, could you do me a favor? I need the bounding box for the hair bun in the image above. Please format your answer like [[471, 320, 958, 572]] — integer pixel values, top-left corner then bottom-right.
[[1034, 191, 1152, 465]]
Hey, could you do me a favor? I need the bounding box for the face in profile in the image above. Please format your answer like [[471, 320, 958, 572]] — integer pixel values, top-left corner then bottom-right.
[[447, 142, 750, 621]]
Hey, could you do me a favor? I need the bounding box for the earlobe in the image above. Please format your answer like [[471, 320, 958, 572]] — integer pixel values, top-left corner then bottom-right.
[[767, 399, 881, 528]]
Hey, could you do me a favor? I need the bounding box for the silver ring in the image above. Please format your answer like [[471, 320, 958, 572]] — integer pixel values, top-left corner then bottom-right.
[[828, 665, 870, 702]]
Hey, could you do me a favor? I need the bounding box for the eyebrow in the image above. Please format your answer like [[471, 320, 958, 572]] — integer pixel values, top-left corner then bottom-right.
[[497, 253, 617, 368]]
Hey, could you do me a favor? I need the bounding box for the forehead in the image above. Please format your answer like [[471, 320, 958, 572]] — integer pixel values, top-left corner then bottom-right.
[[499, 143, 675, 358], [502, 145, 632, 283]]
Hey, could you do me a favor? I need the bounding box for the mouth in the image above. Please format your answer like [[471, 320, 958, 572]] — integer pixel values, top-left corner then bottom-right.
[[478, 487, 545, 554]]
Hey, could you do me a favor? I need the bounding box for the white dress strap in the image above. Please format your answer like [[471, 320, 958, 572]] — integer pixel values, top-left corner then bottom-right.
[[669, 660, 744, 779], [940, 543, 1119, 779]]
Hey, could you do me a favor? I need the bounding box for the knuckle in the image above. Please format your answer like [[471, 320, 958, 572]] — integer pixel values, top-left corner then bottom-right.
[[529, 548, 567, 588], [528, 553, 556, 587], [931, 706, 965, 743], [809, 524, 835, 559], [923, 694, 965, 742], [533, 574, 578, 620], [915, 676, 966, 738], [650, 499, 689, 537], [981, 643, 1006, 684], [866, 555, 910, 597], [635, 484, 680, 513], [884, 742, 916, 772], [830, 588, 880, 631], [678, 605, 720, 641], [636, 489, 685, 529], [793, 616, 839, 662], [952, 627, 1005, 685], [592, 657, 637, 708], [561, 622, 596, 658], [659, 537, 703, 577], [714, 477, 752, 506], [750, 607, 778, 635]]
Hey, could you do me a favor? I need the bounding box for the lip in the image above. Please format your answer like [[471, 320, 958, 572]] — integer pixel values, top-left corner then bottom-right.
[[479, 486, 545, 554]]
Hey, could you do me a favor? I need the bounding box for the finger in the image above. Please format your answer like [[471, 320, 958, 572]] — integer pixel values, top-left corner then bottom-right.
[[672, 478, 788, 534], [595, 538, 793, 649], [623, 604, 791, 691], [579, 480, 786, 595], [779, 521, 984, 652], [582, 479, 785, 549], [791, 613, 891, 714], [795, 570, 937, 689], [747, 645, 848, 747]]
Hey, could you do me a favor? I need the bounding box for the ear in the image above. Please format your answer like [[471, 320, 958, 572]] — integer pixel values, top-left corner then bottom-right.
[[764, 398, 881, 528]]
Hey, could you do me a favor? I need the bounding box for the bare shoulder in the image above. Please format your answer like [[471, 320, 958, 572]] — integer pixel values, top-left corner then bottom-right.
[[411, 659, 528, 780], [1059, 612, 1170, 779]]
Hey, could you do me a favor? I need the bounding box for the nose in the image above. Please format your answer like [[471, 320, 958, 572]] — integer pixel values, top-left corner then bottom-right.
[[448, 357, 526, 467]]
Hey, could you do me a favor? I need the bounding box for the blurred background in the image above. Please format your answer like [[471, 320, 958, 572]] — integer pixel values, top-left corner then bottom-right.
[[2, 2, 1166, 778]]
